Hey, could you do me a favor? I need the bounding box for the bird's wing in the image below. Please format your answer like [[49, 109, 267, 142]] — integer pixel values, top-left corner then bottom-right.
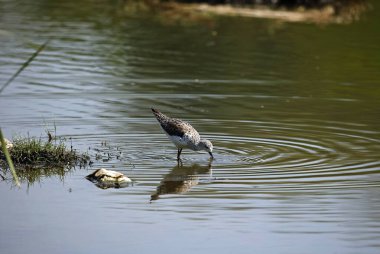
[[161, 118, 197, 138]]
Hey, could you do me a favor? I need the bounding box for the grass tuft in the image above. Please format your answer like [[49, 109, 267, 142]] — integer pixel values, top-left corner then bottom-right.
[[0, 136, 90, 184], [1, 137, 90, 167]]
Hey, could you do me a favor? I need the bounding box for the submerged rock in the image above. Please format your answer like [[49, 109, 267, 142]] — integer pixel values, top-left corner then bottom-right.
[[86, 168, 132, 189]]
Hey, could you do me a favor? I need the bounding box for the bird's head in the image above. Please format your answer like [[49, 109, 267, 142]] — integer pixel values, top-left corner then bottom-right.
[[199, 139, 213, 158]]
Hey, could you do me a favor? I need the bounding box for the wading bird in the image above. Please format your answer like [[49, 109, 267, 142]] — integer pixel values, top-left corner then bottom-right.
[[151, 108, 213, 161]]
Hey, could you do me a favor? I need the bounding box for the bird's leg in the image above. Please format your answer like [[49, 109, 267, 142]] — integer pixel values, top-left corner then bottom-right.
[[177, 148, 183, 167], [177, 158, 183, 167], [177, 148, 182, 161]]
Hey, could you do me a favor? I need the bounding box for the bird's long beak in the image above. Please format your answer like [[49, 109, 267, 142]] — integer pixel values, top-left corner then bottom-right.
[[209, 152, 214, 159]]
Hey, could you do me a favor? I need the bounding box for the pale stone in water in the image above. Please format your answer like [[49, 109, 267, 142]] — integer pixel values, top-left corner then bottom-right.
[[87, 168, 132, 183]]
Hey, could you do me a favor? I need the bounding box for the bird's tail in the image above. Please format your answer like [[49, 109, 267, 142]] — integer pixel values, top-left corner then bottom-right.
[[151, 108, 160, 115], [151, 108, 167, 122]]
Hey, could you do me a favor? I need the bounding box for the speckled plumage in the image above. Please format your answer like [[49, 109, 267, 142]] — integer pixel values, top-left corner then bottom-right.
[[151, 108, 213, 160]]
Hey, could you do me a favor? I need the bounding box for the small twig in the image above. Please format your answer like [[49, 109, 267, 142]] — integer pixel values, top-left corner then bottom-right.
[[0, 39, 50, 94]]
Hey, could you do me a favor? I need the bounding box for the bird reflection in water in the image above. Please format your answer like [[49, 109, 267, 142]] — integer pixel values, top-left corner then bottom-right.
[[151, 163, 212, 201]]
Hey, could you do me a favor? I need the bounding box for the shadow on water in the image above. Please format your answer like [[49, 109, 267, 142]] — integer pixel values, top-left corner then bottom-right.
[[0, 164, 74, 188], [151, 162, 213, 201]]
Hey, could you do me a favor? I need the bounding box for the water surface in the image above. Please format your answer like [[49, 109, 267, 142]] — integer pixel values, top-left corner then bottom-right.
[[1, 0, 380, 253]]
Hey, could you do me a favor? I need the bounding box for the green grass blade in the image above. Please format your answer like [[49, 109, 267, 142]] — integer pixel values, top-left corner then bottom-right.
[[0, 129, 20, 187], [0, 39, 50, 94]]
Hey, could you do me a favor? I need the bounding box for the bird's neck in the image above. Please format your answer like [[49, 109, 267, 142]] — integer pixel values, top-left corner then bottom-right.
[[193, 140, 204, 151]]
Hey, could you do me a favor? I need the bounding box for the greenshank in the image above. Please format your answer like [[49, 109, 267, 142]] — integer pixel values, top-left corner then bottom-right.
[[151, 108, 213, 161]]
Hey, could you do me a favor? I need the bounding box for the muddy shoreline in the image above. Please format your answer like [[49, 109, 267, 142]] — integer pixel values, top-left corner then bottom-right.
[[123, 0, 369, 24]]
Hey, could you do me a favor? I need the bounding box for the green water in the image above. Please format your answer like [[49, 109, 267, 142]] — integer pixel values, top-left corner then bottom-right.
[[0, 0, 380, 253]]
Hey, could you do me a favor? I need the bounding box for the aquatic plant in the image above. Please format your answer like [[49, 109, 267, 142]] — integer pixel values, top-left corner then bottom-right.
[[0, 135, 90, 184]]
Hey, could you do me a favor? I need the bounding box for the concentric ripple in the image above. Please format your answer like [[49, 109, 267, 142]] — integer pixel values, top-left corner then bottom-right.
[[203, 120, 380, 191], [77, 118, 380, 192]]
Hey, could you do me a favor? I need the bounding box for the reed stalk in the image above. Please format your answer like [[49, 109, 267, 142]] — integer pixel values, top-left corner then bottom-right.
[[0, 39, 50, 94], [0, 129, 20, 187]]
